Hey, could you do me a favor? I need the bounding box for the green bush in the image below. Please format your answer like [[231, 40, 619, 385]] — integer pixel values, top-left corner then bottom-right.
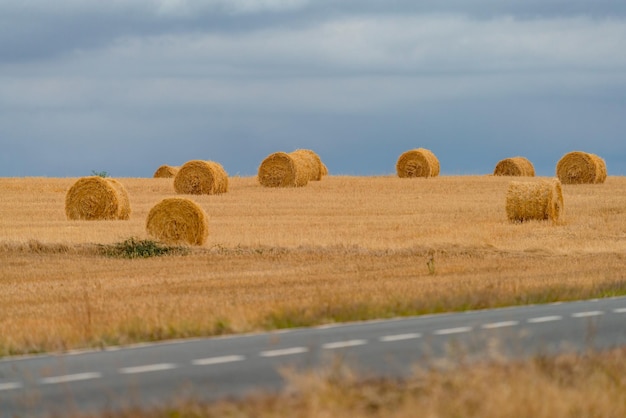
[[91, 170, 109, 178], [103, 237, 188, 259]]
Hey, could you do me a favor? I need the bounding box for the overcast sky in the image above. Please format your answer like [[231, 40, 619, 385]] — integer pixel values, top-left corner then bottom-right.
[[1, 0, 625, 177]]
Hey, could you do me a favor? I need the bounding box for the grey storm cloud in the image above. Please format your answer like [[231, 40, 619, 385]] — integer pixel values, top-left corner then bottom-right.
[[1, 0, 625, 177], [3, 0, 626, 63]]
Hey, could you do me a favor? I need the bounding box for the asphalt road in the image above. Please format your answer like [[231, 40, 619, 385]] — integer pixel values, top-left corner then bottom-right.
[[2, 296, 626, 417]]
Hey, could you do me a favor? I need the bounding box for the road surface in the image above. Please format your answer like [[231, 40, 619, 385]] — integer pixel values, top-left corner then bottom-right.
[[1, 296, 625, 417]]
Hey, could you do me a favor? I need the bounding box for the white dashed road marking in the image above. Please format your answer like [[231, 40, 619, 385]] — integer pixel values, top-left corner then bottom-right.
[[571, 311, 604, 318], [4, 301, 625, 398], [119, 363, 177, 374], [40, 372, 102, 385], [481, 321, 519, 329], [192, 355, 246, 366], [434, 326, 472, 335], [527, 315, 563, 323], [379, 333, 421, 342], [260, 347, 309, 357], [322, 340, 367, 349], [0, 382, 22, 391]]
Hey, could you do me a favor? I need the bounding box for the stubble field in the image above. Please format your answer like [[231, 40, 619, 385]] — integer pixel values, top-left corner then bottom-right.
[[1, 175, 625, 357]]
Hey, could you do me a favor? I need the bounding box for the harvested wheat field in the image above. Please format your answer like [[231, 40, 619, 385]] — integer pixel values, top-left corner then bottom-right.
[[1, 175, 626, 356]]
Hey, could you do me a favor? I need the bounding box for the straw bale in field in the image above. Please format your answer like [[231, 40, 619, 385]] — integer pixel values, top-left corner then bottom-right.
[[494, 157, 535, 177], [108, 178, 131, 220], [153, 165, 179, 178], [556, 151, 607, 184], [146, 197, 209, 246], [291, 149, 327, 181], [589, 153, 607, 183], [396, 148, 440, 178], [173, 160, 229, 195], [321, 162, 329, 177], [65, 176, 131, 221], [257, 151, 309, 187], [506, 179, 563, 223]]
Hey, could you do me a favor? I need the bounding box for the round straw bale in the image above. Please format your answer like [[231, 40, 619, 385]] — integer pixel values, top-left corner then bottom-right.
[[108, 178, 131, 220], [396, 148, 440, 178], [292, 149, 325, 181], [173, 160, 229, 195], [321, 162, 329, 177], [494, 157, 535, 177], [65, 176, 131, 220], [257, 152, 309, 187], [589, 153, 607, 183], [153, 165, 179, 178], [290, 150, 318, 182], [556, 151, 606, 184], [146, 197, 209, 246], [506, 178, 563, 223]]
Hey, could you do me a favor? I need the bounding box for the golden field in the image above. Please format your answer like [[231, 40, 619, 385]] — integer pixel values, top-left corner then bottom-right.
[[1, 175, 625, 356]]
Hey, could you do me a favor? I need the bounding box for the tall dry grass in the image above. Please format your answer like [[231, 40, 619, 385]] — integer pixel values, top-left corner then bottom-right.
[[90, 348, 626, 418], [1, 176, 625, 355]]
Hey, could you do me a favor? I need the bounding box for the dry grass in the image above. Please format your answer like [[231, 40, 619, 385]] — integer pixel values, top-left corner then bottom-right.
[[1, 175, 626, 356], [90, 347, 626, 418]]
